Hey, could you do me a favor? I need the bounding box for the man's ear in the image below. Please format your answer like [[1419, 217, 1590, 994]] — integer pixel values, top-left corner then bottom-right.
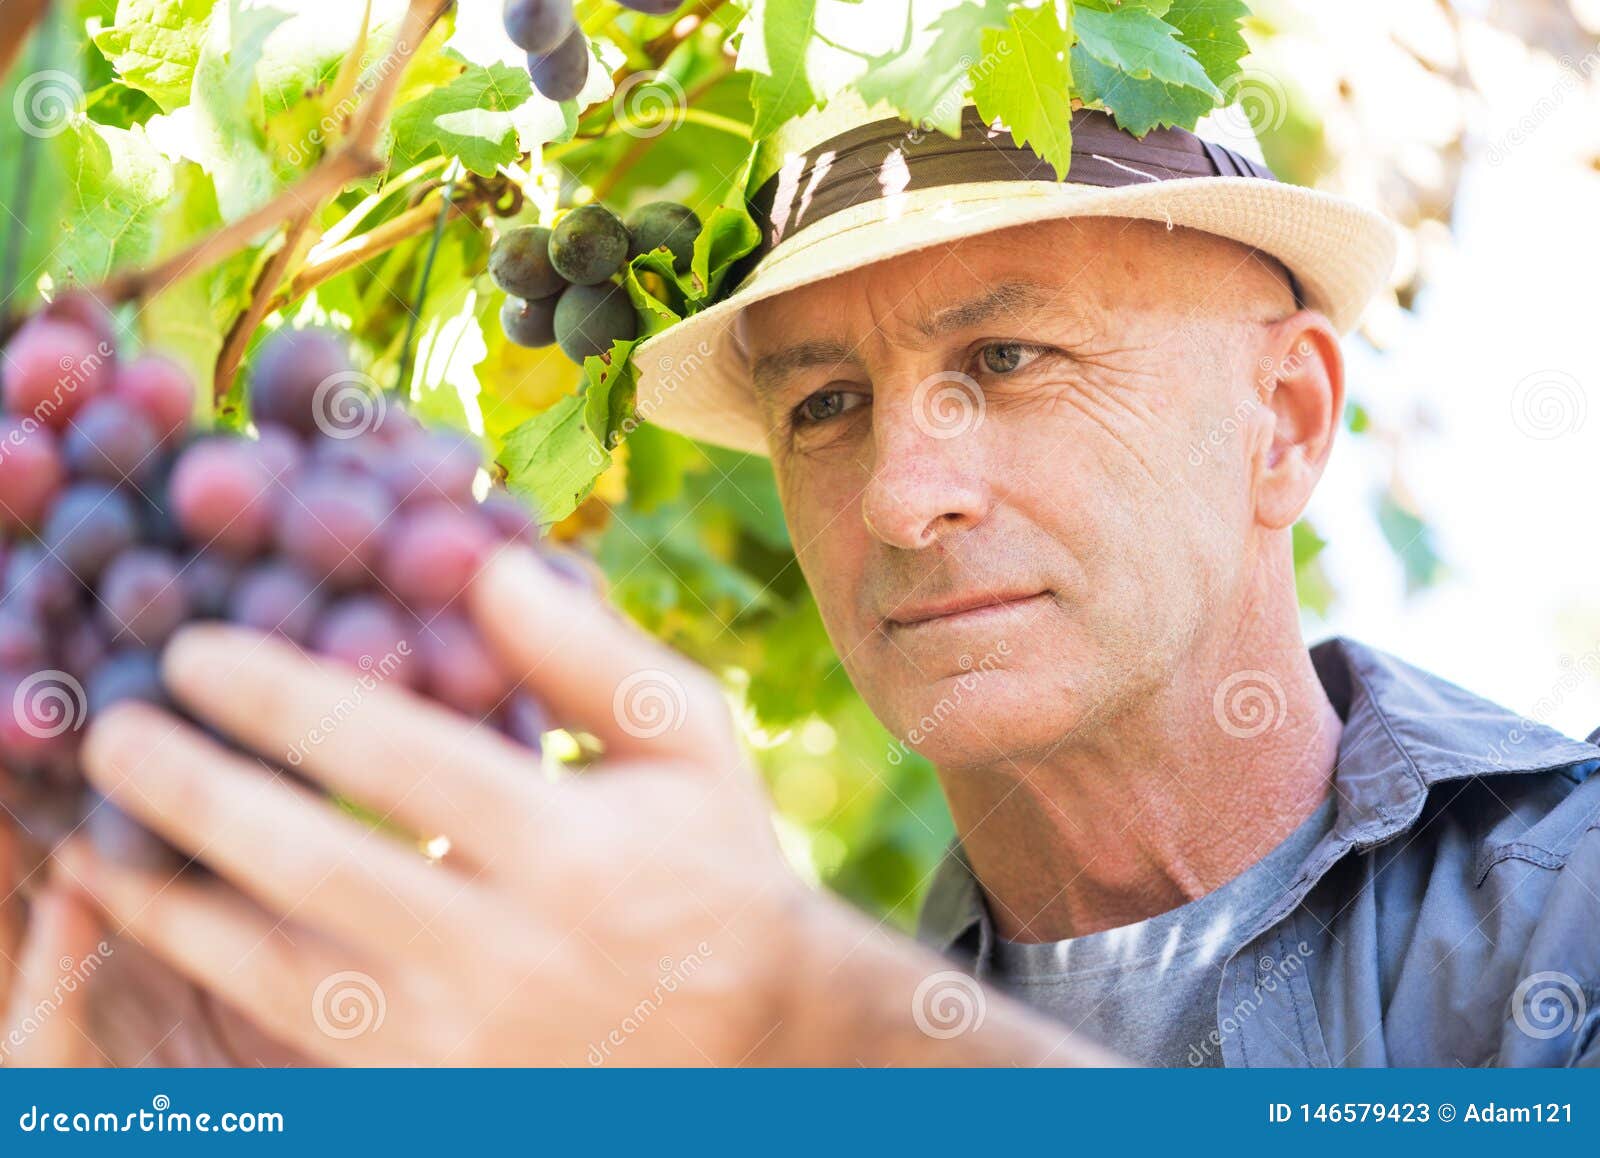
[[1252, 310, 1344, 531]]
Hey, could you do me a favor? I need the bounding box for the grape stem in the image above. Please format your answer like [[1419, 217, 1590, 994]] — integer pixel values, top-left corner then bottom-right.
[[396, 159, 463, 393], [94, 0, 455, 307], [0, 0, 50, 85]]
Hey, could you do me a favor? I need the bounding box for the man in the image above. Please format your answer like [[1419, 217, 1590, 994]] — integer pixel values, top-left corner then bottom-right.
[[4, 97, 1598, 1067]]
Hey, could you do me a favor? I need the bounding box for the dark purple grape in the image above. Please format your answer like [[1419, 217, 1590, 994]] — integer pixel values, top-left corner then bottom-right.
[[614, 0, 682, 12], [228, 561, 325, 644], [181, 551, 239, 619], [626, 201, 701, 272], [419, 612, 512, 717], [42, 482, 139, 582], [489, 225, 566, 300], [112, 354, 192, 442], [169, 438, 276, 556], [249, 329, 353, 436], [500, 294, 560, 348], [501, 692, 547, 754], [0, 417, 65, 530], [86, 649, 167, 715], [553, 280, 637, 362], [1, 315, 111, 430], [504, 0, 573, 54], [63, 396, 160, 485], [99, 548, 188, 647], [275, 469, 391, 585], [527, 26, 591, 103], [0, 611, 46, 669], [548, 203, 629, 285], [3, 544, 77, 618], [381, 502, 496, 609], [0, 668, 81, 766], [311, 595, 420, 687], [249, 423, 304, 483], [60, 618, 109, 681]]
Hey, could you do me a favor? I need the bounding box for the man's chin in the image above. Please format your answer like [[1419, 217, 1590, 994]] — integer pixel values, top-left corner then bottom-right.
[[874, 670, 1078, 771]]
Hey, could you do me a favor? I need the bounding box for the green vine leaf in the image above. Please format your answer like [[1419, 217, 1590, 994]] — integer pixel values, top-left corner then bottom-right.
[[854, 0, 1012, 139], [93, 0, 217, 113], [1166, 0, 1251, 89], [1073, 6, 1216, 93], [735, 0, 821, 140], [970, 1, 1074, 179], [391, 58, 535, 177]]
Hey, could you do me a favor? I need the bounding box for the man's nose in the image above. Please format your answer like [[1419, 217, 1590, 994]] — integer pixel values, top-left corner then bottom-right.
[[859, 378, 991, 550]]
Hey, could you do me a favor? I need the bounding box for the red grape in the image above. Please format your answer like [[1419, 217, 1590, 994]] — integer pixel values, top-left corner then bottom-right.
[[0, 417, 66, 530], [43, 482, 139, 582], [228, 561, 325, 644], [249, 329, 354, 437], [311, 594, 420, 687], [1, 316, 111, 429], [63, 396, 160, 485], [381, 502, 496, 609], [169, 439, 277, 556], [419, 612, 512, 717], [99, 548, 189, 646], [112, 353, 193, 441], [276, 470, 391, 586]]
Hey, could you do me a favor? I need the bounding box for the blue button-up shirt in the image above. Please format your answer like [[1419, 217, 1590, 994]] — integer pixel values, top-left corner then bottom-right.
[[916, 636, 1600, 1066]]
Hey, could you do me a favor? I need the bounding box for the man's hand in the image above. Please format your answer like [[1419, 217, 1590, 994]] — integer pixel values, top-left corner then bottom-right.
[[56, 545, 1111, 1066]]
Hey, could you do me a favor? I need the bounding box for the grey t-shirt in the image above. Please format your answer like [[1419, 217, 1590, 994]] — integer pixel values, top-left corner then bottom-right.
[[990, 792, 1338, 1067]]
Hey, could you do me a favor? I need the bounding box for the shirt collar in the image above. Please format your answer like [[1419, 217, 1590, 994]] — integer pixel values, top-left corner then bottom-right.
[[917, 635, 1600, 960]]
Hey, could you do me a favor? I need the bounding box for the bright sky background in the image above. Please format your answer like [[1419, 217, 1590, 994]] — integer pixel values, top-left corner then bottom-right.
[[1305, 17, 1600, 741]]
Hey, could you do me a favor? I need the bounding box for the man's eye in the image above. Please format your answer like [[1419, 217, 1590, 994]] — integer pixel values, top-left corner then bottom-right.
[[977, 342, 1044, 375], [793, 390, 861, 426]]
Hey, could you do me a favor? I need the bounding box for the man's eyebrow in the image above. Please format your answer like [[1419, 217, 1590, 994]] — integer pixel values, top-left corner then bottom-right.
[[748, 339, 859, 398], [912, 281, 1061, 338]]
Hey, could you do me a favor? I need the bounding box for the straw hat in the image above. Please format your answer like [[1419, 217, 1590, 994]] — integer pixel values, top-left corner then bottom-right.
[[634, 90, 1398, 456]]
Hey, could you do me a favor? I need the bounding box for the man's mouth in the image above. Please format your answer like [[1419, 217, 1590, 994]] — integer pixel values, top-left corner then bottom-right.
[[884, 589, 1052, 630]]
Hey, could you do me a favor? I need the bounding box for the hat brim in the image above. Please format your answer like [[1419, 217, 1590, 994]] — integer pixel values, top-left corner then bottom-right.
[[633, 176, 1398, 456]]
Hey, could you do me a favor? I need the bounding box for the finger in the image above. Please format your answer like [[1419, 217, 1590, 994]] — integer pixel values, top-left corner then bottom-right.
[[81, 703, 492, 963], [55, 839, 427, 1066], [0, 818, 24, 1018], [471, 545, 741, 769], [3, 884, 103, 1067], [160, 624, 552, 866]]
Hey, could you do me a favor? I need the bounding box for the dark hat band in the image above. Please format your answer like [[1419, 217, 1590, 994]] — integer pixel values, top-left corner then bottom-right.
[[733, 105, 1303, 306]]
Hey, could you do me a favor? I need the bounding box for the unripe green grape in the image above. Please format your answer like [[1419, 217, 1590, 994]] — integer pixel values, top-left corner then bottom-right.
[[548, 204, 630, 285], [501, 295, 560, 349], [553, 282, 637, 363], [489, 225, 567, 301], [626, 201, 701, 273]]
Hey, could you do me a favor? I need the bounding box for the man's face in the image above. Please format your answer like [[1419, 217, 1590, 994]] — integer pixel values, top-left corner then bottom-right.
[[742, 217, 1300, 770]]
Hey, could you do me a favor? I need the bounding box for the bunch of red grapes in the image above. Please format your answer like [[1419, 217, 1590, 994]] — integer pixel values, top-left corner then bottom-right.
[[0, 297, 552, 864], [504, 0, 683, 102]]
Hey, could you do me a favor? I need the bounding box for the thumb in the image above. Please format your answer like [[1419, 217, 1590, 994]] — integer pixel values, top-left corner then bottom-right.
[[2, 881, 106, 1067]]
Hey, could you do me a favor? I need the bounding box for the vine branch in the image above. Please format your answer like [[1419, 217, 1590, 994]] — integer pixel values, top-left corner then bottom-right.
[[96, 0, 454, 306]]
